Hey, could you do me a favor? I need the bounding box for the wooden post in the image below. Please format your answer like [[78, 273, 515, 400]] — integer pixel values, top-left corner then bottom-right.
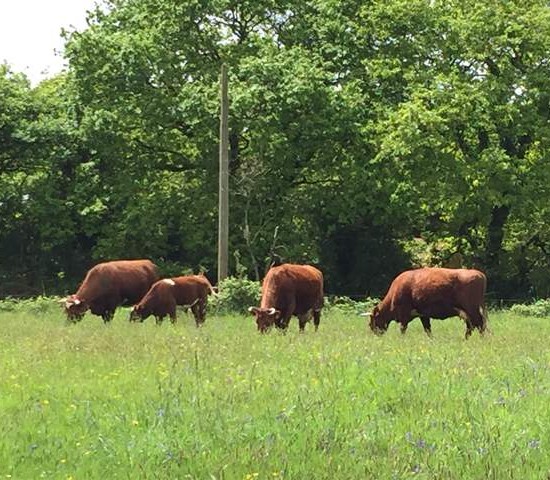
[[218, 63, 229, 284]]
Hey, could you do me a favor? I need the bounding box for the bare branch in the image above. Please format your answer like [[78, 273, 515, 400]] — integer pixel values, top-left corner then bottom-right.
[[133, 138, 199, 172]]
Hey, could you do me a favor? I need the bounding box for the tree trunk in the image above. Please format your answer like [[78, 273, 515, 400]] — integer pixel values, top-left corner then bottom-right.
[[485, 204, 510, 271]]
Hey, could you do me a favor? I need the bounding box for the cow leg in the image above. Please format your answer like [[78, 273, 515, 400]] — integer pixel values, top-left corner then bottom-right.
[[458, 307, 485, 339], [467, 307, 486, 336], [480, 304, 489, 335], [200, 298, 207, 324], [298, 314, 308, 332], [102, 310, 115, 324], [398, 315, 411, 334], [199, 297, 207, 324], [395, 308, 412, 335], [463, 315, 474, 339], [420, 317, 432, 337], [166, 302, 177, 325], [455, 309, 474, 339], [276, 314, 292, 333], [191, 302, 203, 327], [313, 309, 321, 331], [155, 316, 163, 325]]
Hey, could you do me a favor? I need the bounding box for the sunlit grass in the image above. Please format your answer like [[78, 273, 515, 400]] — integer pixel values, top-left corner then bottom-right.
[[1, 306, 550, 478]]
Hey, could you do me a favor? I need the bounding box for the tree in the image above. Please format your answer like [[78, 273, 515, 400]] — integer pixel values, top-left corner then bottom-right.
[[3, 0, 550, 298], [0, 68, 90, 294], [360, 0, 550, 292]]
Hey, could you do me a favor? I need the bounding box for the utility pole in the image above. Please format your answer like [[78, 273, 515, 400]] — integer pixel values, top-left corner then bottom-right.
[[218, 63, 229, 284]]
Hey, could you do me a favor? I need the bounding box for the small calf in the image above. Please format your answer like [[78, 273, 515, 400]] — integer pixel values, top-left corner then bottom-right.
[[129, 275, 216, 326]]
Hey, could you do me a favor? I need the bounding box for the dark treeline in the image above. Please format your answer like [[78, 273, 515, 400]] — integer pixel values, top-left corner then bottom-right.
[[2, 0, 550, 299]]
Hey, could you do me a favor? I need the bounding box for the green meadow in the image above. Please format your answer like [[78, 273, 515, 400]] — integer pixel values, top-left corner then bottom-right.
[[1, 305, 550, 479]]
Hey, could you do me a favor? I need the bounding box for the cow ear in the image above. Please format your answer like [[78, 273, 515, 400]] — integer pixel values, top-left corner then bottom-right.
[[248, 307, 259, 315]]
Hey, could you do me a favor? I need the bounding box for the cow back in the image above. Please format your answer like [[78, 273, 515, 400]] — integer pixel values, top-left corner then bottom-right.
[[137, 279, 175, 314], [171, 276, 211, 305], [261, 264, 323, 314], [408, 268, 485, 303], [384, 267, 486, 318], [77, 259, 159, 306]]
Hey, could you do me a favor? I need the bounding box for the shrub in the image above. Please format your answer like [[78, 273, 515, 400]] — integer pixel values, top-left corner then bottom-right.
[[0, 295, 63, 315], [211, 277, 262, 314], [509, 299, 550, 317], [326, 296, 380, 316]]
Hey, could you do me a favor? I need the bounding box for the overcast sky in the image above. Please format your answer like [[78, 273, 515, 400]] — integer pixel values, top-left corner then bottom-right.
[[0, 0, 98, 84]]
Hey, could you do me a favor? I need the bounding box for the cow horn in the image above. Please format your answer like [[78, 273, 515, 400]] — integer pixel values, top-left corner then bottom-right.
[[267, 308, 277, 315], [73, 298, 81, 305], [360, 312, 371, 317]]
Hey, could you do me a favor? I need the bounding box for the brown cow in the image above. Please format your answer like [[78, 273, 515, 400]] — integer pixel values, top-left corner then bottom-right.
[[249, 263, 324, 333], [367, 267, 488, 339], [129, 274, 216, 326], [64, 259, 159, 323]]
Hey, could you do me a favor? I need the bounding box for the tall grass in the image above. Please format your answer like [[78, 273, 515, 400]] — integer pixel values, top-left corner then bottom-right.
[[1, 305, 550, 478]]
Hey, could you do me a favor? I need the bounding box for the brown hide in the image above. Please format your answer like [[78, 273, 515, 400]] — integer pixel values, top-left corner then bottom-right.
[[370, 267, 487, 339], [130, 275, 215, 326], [65, 260, 159, 323], [249, 263, 324, 332]]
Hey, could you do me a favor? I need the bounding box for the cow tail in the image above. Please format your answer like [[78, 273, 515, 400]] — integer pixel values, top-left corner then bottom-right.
[[198, 273, 218, 297], [480, 304, 490, 334], [480, 272, 490, 334], [188, 298, 200, 308], [207, 280, 219, 297]]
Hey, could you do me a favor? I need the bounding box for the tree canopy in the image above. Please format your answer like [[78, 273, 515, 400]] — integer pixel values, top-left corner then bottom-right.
[[2, 0, 550, 299]]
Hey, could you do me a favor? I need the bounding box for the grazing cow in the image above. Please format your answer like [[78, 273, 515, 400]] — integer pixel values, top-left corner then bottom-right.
[[129, 274, 216, 326], [366, 267, 487, 339], [64, 259, 159, 323], [249, 263, 324, 333]]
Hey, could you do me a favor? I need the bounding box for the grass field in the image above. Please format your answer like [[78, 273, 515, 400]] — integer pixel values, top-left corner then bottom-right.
[[1, 305, 550, 479]]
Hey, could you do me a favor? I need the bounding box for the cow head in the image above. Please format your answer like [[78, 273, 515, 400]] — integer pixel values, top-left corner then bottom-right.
[[368, 305, 389, 334], [248, 307, 281, 333], [63, 295, 87, 322], [129, 304, 147, 322]]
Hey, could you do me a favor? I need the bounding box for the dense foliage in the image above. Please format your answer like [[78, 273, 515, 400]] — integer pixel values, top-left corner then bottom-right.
[[509, 299, 550, 318], [2, 0, 550, 298], [211, 276, 262, 314]]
